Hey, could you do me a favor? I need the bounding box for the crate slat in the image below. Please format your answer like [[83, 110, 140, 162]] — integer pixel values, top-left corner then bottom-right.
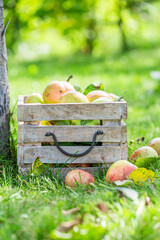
[[18, 124, 123, 143], [19, 145, 121, 164], [18, 165, 109, 177], [18, 102, 127, 121]]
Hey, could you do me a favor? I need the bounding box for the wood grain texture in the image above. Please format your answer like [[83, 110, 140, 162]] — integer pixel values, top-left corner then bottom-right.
[[121, 143, 128, 160], [121, 120, 127, 143], [17, 101, 127, 121], [21, 145, 121, 164], [18, 165, 110, 177], [17, 124, 122, 143]]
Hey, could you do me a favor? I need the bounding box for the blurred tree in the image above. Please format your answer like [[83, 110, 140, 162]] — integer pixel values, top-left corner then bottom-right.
[[0, 0, 10, 154], [4, 0, 20, 51], [4, 0, 160, 54]]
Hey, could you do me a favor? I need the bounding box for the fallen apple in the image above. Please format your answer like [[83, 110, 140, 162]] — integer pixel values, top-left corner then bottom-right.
[[106, 160, 138, 183], [64, 169, 95, 187], [130, 146, 158, 163], [149, 138, 160, 156]]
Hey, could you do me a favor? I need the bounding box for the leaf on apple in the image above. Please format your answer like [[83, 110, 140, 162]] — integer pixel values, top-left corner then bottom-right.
[[83, 83, 104, 95], [135, 157, 160, 168], [129, 168, 155, 185], [31, 157, 48, 175]]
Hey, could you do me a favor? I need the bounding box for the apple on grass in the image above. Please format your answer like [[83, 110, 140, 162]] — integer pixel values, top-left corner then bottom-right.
[[64, 169, 95, 187], [130, 146, 158, 163], [149, 138, 160, 156], [106, 160, 138, 183]]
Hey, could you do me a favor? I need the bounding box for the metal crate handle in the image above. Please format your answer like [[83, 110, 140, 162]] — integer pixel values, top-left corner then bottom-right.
[[45, 130, 104, 157]]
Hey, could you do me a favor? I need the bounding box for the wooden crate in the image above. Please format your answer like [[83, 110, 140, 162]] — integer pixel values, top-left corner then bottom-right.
[[17, 95, 127, 176]]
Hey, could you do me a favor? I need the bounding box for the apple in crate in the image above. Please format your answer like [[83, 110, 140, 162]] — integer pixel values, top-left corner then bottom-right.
[[25, 93, 43, 104], [149, 138, 160, 156], [130, 146, 158, 163], [65, 169, 95, 187], [87, 90, 111, 103], [106, 160, 138, 183], [60, 91, 89, 103], [43, 81, 66, 103], [62, 81, 75, 92], [92, 97, 113, 103]]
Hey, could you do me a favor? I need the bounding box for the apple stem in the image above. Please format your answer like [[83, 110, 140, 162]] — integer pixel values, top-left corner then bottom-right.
[[66, 75, 73, 82]]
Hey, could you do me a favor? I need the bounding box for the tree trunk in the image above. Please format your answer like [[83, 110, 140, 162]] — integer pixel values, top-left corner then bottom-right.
[[117, 0, 129, 52], [0, 0, 10, 155]]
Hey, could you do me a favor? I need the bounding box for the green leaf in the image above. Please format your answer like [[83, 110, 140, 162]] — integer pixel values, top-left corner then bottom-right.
[[135, 157, 160, 168], [83, 83, 104, 95], [32, 157, 48, 175]]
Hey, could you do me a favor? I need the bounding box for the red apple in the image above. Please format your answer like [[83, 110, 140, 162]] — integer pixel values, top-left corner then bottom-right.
[[130, 146, 158, 163], [64, 169, 95, 187], [149, 138, 160, 156], [106, 160, 138, 183]]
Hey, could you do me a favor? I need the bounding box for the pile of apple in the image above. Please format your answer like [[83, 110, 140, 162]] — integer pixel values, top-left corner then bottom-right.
[[64, 137, 160, 187], [25, 78, 120, 105]]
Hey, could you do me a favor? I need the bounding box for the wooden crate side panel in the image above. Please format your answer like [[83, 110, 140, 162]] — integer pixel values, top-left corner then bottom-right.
[[17, 145, 24, 166], [17, 102, 127, 121], [18, 95, 24, 105], [121, 143, 128, 160], [17, 125, 122, 144], [21, 145, 121, 164], [18, 165, 110, 177], [121, 120, 127, 144]]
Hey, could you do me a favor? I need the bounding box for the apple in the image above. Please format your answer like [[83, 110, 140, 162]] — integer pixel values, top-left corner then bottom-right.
[[106, 160, 138, 183], [130, 146, 158, 163], [25, 93, 43, 104], [149, 138, 160, 156], [92, 97, 113, 103], [64, 169, 95, 187], [87, 90, 111, 103], [60, 91, 89, 103], [62, 81, 75, 92], [43, 81, 66, 103], [108, 93, 119, 101]]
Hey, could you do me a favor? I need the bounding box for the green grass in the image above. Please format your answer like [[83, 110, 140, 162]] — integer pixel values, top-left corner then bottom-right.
[[1, 47, 160, 239]]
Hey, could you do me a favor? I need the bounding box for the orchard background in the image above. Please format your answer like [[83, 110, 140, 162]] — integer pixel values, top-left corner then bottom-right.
[[1, 0, 160, 239]]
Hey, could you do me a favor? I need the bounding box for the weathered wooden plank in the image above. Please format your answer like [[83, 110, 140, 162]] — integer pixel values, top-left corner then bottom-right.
[[17, 145, 24, 166], [18, 95, 24, 105], [18, 165, 111, 177], [121, 120, 127, 143], [121, 143, 128, 160], [17, 101, 127, 121], [17, 124, 122, 143], [21, 145, 121, 164], [102, 120, 121, 127]]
